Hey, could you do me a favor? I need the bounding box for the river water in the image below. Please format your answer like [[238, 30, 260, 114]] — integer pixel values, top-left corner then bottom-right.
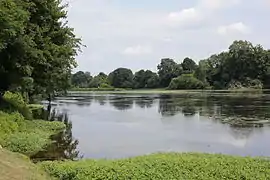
[[37, 92, 270, 160]]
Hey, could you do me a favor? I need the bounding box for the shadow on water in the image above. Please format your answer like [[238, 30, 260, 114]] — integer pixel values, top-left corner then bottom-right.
[[31, 105, 81, 162], [158, 94, 270, 128]]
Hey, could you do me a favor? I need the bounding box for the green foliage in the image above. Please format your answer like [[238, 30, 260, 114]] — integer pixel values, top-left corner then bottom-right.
[[133, 70, 159, 89], [204, 40, 270, 89], [108, 68, 134, 88], [169, 74, 205, 90], [0, 111, 65, 156], [89, 72, 110, 88], [0, 0, 81, 98], [158, 58, 183, 87], [0, 112, 23, 135], [71, 71, 92, 88], [3, 91, 32, 119], [70, 87, 126, 92], [3, 132, 50, 156], [40, 153, 270, 180], [182, 57, 197, 73]]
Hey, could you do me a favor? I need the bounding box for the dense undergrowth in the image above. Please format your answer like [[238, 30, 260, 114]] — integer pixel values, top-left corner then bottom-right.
[[0, 92, 65, 156], [40, 153, 270, 180]]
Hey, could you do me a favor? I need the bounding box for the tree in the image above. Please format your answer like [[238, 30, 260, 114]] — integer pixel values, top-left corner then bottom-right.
[[133, 70, 159, 89], [0, 0, 30, 94], [108, 68, 134, 88], [194, 60, 207, 83], [157, 58, 182, 87], [89, 72, 110, 88], [71, 71, 92, 88], [146, 73, 159, 88], [203, 40, 270, 89], [133, 70, 146, 89], [0, 0, 81, 100], [181, 57, 197, 73], [168, 74, 205, 90]]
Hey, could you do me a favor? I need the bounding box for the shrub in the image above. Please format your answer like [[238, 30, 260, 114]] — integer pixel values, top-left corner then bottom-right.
[[228, 78, 263, 90], [99, 83, 113, 88], [3, 132, 50, 156], [0, 112, 24, 135], [0, 111, 65, 156], [169, 74, 205, 90], [3, 91, 33, 119]]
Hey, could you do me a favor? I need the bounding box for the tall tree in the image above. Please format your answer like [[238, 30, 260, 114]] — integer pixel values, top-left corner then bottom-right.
[[109, 68, 134, 88], [71, 71, 92, 88], [157, 58, 182, 87], [0, 0, 30, 94], [89, 72, 110, 88], [0, 0, 81, 99], [134, 70, 159, 89], [181, 57, 197, 74]]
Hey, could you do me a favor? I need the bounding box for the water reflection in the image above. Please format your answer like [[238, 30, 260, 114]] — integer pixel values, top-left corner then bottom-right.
[[42, 93, 270, 159], [109, 97, 134, 111], [31, 106, 81, 162], [134, 97, 155, 109]]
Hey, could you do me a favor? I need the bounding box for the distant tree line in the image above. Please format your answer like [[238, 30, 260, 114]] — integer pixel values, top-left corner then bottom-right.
[[72, 40, 270, 90]]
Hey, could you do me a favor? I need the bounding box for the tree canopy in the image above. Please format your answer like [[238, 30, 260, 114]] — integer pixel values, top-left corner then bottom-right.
[[0, 0, 81, 99], [108, 68, 134, 88], [71, 40, 270, 90]]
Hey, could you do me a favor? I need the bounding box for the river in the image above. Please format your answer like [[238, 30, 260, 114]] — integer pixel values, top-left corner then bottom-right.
[[37, 92, 270, 160]]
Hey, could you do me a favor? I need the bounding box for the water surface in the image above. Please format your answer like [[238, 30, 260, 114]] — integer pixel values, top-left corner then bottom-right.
[[43, 92, 270, 159]]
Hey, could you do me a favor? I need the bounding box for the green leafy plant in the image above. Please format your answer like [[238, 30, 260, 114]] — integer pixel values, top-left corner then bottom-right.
[[40, 153, 270, 180]]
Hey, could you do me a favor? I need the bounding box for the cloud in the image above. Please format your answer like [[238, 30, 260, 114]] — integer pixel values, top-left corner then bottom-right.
[[217, 22, 251, 35], [167, 8, 203, 27], [123, 45, 153, 55], [166, 0, 241, 28]]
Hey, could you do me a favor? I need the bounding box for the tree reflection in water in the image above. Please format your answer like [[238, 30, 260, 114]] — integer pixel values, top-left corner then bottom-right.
[[31, 105, 81, 162]]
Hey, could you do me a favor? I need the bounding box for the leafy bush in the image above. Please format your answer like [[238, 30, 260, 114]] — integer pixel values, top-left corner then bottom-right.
[[228, 78, 263, 90], [3, 91, 33, 119], [0, 111, 65, 156], [0, 112, 24, 135], [3, 132, 50, 156], [169, 74, 205, 90], [99, 83, 113, 88], [40, 153, 270, 180]]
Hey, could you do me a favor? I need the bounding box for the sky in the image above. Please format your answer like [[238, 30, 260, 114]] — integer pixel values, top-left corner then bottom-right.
[[66, 0, 270, 75]]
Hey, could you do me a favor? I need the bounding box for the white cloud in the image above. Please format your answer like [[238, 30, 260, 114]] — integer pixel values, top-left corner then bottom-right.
[[167, 0, 241, 28], [217, 22, 251, 35], [123, 45, 153, 55], [168, 8, 202, 27]]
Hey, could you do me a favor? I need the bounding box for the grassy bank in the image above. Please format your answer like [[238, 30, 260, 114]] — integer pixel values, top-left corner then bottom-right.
[[0, 111, 65, 156], [0, 149, 50, 180], [68, 89, 269, 97], [40, 153, 270, 180]]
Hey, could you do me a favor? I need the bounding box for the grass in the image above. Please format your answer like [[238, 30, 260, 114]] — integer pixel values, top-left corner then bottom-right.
[[0, 149, 51, 180], [68, 89, 270, 98], [40, 153, 270, 180], [70, 87, 128, 92], [0, 111, 65, 156]]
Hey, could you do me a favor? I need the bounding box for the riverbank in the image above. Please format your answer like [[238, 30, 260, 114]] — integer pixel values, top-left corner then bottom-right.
[[0, 149, 50, 180], [68, 89, 270, 97], [41, 153, 270, 180]]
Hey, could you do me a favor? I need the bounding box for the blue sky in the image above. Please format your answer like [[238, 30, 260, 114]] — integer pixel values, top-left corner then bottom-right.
[[66, 0, 270, 74]]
